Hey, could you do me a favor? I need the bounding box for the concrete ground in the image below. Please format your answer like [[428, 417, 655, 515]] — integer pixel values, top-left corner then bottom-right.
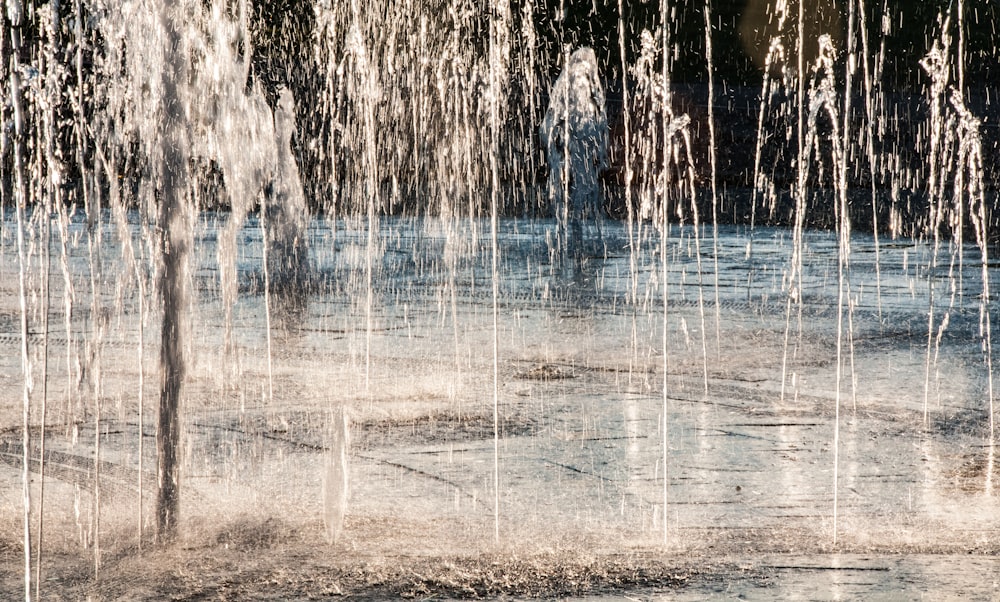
[[1, 216, 998, 599]]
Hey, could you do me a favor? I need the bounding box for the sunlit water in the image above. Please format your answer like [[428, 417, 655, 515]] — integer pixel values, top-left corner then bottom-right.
[[2, 212, 998, 597], [2, 0, 999, 598]]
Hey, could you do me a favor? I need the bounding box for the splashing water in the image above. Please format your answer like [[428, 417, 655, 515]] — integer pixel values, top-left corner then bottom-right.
[[540, 46, 608, 273], [3, 1, 1000, 598]]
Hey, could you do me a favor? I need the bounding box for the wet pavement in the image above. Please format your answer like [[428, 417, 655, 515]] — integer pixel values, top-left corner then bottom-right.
[[1, 215, 999, 599]]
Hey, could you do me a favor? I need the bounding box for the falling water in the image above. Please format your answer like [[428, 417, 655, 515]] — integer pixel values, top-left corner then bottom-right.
[[8, 0, 34, 594], [4, 0, 1000, 598], [703, 0, 722, 358], [488, 0, 511, 545]]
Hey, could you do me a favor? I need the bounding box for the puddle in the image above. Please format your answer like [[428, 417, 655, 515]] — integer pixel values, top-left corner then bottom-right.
[[1, 217, 998, 599]]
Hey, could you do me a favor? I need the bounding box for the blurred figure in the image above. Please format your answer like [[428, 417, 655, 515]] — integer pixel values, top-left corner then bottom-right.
[[265, 88, 310, 311], [540, 47, 609, 270]]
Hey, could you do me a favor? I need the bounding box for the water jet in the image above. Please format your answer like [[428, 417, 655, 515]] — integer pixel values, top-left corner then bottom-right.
[[1, 1, 999, 599]]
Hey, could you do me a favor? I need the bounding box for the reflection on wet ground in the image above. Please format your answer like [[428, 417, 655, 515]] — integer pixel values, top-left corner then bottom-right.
[[1, 217, 998, 598]]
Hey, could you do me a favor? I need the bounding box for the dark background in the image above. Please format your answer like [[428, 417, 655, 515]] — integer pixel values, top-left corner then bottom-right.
[[3, 0, 999, 235]]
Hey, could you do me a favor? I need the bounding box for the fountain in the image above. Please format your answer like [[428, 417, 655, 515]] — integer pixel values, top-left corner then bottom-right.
[[540, 46, 609, 271], [2, 0, 1000, 599]]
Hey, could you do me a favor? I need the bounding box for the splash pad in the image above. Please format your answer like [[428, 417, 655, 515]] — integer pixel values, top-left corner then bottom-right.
[[2, 0, 1000, 599]]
